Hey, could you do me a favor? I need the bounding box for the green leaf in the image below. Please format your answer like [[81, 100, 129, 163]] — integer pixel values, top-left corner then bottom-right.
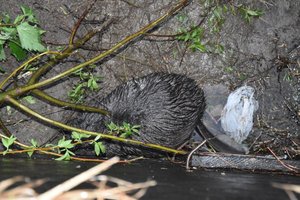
[[120, 132, 129, 138], [67, 149, 75, 156], [21, 6, 33, 16], [239, 73, 247, 81], [223, 5, 228, 13], [122, 122, 130, 129], [1, 135, 16, 150], [94, 142, 100, 156], [9, 41, 27, 61], [20, 6, 38, 23], [80, 72, 90, 80], [16, 22, 46, 52], [68, 83, 85, 102], [246, 9, 262, 16], [189, 42, 207, 52], [59, 140, 74, 149], [45, 143, 55, 148], [94, 142, 106, 156], [106, 121, 118, 132], [14, 15, 25, 24], [73, 85, 82, 95], [184, 33, 190, 42], [99, 142, 106, 154], [106, 121, 140, 137], [6, 106, 12, 115], [230, 5, 236, 15], [88, 78, 98, 90], [213, 7, 222, 19], [132, 127, 140, 134], [22, 95, 36, 104], [27, 151, 34, 157], [57, 137, 74, 149], [2, 13, 11, 24], [71, 131, 90, 142], [27, 143, 35, 157], [0, 27, 16, 40], [30, 139, 38, 147], [224, 66, 234, 73], [0, 42, 5, 61], [55, 151, 71, 161], [132, 125, 141, 129], [91, 78, 99, 90]]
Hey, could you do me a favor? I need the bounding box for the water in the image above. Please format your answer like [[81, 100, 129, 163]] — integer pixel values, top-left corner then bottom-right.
[[1, 158, 299, 200]]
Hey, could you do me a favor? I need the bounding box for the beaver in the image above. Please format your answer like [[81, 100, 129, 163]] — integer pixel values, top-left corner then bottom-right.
[[70, 72, 240, 156]]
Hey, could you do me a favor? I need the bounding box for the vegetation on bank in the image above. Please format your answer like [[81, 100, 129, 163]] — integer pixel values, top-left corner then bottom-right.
[[0, 0, 267, 161]]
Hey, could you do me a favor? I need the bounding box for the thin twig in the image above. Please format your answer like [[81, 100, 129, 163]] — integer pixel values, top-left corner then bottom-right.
[[69, 0, 98, 45], [37, 157, 120, 200], [186, 140, 207, 170], [0, 133, 124, 162], [268, 147, 300, 173]]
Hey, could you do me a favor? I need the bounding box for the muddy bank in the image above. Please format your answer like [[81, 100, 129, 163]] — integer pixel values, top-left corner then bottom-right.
[[0, 1, 299, 158]]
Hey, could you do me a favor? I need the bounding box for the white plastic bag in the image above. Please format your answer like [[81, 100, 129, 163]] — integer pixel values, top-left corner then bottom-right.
[[221, 86, 258, 144]]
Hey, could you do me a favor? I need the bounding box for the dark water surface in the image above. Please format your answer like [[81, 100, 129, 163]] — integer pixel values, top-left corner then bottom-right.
[[0, 158, 299, 200]]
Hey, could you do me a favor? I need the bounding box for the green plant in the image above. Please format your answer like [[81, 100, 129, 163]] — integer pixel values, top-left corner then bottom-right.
[[238, 6, 263, 23], [207, 4, 227, 33], [0, 1, 189, 161], [283, 72, 292, 82], [22, 95, 36, 104], [69, 65, 101, 103], [71, 131, 106, 156], [67, 122, 140, 158], [55, 136, 75, 161], [176, 26, 207, 52], [1, 135, 17, 155], [176, 1, 263, 54], [27, 138, 38, 157], [0, 6, 46, 62], [224, 66, 234, 73], [238, 73, 247, 81], [106, 121, 141, 138], [71, 131, 91, 142], [92, 140, 106, 156]]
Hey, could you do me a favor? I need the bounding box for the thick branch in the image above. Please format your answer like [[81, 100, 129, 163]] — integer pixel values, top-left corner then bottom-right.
[[0, 0, 190, 103], [32, 89, 109, 115], [0, 51, 62, 90], [6, 95, 186, 155]]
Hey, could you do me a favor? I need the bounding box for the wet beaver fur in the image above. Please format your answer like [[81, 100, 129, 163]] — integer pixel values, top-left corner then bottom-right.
[[71, 72, 206, 156]]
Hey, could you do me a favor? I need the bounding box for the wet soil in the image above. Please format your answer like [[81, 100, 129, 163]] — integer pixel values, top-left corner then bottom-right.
[[0, 1, 299, 157]]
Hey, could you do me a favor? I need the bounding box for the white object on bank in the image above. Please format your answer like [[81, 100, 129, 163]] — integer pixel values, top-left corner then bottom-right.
[[221, 86, 259, 144]]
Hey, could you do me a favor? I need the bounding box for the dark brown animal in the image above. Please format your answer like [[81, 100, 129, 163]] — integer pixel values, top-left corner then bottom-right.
[[71, 72, 239, 156]]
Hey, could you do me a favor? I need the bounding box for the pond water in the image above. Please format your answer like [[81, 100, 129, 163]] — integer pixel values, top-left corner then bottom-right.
[[0, 158, 299, 200]]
